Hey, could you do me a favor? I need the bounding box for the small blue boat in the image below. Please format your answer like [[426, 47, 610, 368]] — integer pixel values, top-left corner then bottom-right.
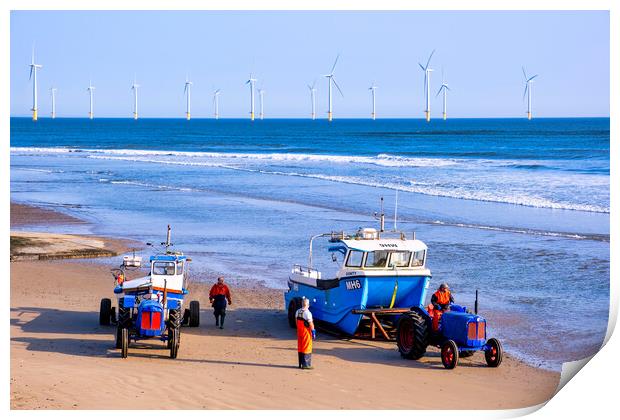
[[284, 221, 432, 335]]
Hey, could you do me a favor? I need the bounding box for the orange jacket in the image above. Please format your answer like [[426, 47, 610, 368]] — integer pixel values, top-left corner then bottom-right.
[[296, 313, 313, 353], [431, 290, 454, 310], [209, 283, 232, 304]]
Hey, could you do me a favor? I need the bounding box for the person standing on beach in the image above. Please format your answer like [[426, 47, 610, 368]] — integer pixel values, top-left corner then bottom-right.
[[295, 298, 316, 369], [209, 276, 232, 329]]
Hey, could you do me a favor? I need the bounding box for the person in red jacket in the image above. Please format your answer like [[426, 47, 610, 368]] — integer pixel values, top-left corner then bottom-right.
[[209, 276, 232, 329], [296, 298, 316, 369]]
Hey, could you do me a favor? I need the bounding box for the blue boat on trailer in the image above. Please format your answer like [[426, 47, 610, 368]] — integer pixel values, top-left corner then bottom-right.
[[285, 219, 432, 336]]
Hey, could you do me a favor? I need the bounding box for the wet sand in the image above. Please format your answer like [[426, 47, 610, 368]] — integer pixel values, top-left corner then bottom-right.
[[10, 203, 560, 409]]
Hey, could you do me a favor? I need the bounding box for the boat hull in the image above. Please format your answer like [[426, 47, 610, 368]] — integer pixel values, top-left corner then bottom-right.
[[285, 274, 431, 335]]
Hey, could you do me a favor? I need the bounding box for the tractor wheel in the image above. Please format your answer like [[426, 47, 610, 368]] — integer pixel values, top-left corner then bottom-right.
[[115, 326, 123, 349], [459, 350, 475, 358], [288, 298, 302, 329], [189, 301, 200, 327], [99, 298, 111, 326], [182, 308, 191, 326], [441, 340, 459, 369], [120, 328, 129, 359], [169, 328, 180, 359], [110, 307, 117, 324], [396, 311, 429, 360], [169, 309, 182, 329], [117, 306, 131, 329], [485, 338, 503, 367]]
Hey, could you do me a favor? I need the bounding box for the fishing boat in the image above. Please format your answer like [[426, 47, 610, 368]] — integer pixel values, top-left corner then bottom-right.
[[284, 201, 432, 336]]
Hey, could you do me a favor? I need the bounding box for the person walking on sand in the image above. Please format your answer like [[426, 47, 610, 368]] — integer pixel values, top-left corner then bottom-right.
[[209, 276, 232, 329], [295, 297, 316, 369]]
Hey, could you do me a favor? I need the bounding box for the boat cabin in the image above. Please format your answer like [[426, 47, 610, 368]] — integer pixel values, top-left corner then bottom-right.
[[150, 254, 187, 278], [291, 228, 429, 288]]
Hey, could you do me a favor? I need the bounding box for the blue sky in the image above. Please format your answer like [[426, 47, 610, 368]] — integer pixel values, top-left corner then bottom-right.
[[10, 10, 609, 118]]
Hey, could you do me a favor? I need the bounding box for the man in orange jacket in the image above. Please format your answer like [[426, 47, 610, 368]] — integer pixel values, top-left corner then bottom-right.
[[431, 283, 454, 311], [209, 276, 232, 329], [428, 283, 455, 331], [295, 298, 316, 369]]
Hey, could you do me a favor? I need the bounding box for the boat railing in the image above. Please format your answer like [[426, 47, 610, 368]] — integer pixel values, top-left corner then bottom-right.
[[292, 264, 322, 279]]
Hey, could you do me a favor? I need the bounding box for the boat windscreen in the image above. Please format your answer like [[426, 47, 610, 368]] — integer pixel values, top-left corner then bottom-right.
[[365, 250, 389, 268]]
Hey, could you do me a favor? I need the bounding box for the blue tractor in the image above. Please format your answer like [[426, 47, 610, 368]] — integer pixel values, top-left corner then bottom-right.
[[395, 291, 503, 369], [99, 226, 200, 359]]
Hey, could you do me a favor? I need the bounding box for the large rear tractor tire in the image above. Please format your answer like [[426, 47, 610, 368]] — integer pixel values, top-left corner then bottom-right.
[[169, 328, 180, 359], [287, 298, 302, 329], [396, 311, 429, 360], [99, 298, 112, 326], [441, 340, 459, 369], [189, 301, 200, 327], [485, 338, 503, 368], [120, 328, 129, 358]]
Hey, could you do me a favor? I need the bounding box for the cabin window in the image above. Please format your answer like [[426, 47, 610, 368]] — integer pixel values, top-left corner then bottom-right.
[[365, 250, 389, 268], [346, 251, 364, 268], [153, 261, 176, 275], [389, 251, 412, 267], [411, 250, 425, 267], [176, 261, 184, 275]]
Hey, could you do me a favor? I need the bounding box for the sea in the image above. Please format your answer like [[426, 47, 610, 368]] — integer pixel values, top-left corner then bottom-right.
[[10, 117, 610, 371]]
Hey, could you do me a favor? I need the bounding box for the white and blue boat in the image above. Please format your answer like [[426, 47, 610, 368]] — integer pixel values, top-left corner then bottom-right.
[[285, 219, 432, 336]]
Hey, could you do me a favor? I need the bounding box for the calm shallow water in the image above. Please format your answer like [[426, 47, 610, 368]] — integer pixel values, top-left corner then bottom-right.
[[10, 117, 610, 370]]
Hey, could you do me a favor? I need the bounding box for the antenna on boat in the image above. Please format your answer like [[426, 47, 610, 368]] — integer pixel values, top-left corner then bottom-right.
[[373, 197, 385, 232], [394, 190, 398, 231], [162, 224, 173, 254]]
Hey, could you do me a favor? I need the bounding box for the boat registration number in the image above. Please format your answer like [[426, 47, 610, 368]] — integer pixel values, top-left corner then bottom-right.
[[345, 279, 362, 290]]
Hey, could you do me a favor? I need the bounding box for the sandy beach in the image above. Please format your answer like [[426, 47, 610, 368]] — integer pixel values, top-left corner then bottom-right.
[[10, 203, 560, 410]]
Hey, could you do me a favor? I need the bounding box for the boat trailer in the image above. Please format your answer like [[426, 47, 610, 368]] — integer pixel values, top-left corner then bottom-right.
[[351, 308, 411, 341]]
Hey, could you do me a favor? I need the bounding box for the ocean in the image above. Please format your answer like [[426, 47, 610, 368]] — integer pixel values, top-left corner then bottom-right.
[[10, 117, 610, 370]]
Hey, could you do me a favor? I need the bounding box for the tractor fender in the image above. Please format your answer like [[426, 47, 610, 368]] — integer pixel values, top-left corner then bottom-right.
[[408, 305, 432, 326], [121, 295, 136, 308]]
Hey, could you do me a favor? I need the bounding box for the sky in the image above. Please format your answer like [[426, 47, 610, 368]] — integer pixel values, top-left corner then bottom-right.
[[10, 10, 610, 118]]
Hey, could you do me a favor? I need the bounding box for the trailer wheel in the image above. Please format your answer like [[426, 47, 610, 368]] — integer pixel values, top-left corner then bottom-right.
[[169, 328, 180, 359], [396, 311, 429, 360], [459, 350, 475, 358], [288, 298, 302, 329], [99, 298, 112, 326], [441, 340, 459, 369], [189, 301, 200, 327], [485, 338, 503, 367], [120, 328, 129, 358]]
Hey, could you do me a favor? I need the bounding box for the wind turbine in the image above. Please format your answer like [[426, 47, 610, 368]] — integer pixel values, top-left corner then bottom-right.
[[419, 50, 435, 122], [87, 80, 95, 120], [522, 67, 538, 120], [325, 54, 344, 122], [184, 77, 192, 120], [369, 83, 378, 120], [307, 81, 317, 120], [131, 78, 140, 120], [28, 48, 42, 121], [436, 71, 450, 121], [245, 74, 257, 121], [257, 87, 265, 120], [50, 87, 57, 119], [213, 89, 221, 120]]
